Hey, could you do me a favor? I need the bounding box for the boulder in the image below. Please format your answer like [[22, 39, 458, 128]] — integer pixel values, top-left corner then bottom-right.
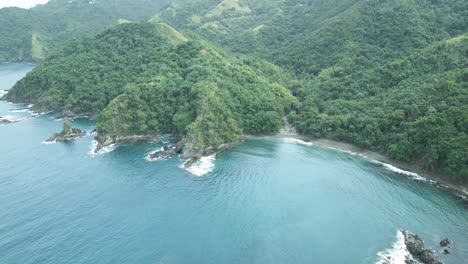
[[439, 239, 450, 247], [46, 120, 86, 142], [149, 146, 174, 160], [0, 117, 14, 124], [401, 230, 443, 264]]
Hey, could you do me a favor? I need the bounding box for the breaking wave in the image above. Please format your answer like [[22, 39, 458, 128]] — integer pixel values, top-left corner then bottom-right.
[[145, 147, 164, 162], [88, 140, 116, 157], [182, 155, 216, 177], [41, 140, 56, 145], [375, 230, 413, 264], [285, 138, 313, 146]]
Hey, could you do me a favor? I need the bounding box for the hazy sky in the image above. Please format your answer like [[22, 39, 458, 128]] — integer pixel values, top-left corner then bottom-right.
[[0, 0, 50, 9]]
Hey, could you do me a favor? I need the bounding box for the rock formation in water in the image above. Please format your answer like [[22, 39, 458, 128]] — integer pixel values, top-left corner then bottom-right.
[[46, 120, 86, 142], [0, 116, 15, 124], [401, 230, 443, 264], [439, 238, 451, 255], [148, 146, 174, 160]]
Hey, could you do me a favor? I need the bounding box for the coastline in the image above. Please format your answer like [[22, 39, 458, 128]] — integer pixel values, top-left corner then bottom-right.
[[3, 91, 466, 199], [244, 133, 468, 200]]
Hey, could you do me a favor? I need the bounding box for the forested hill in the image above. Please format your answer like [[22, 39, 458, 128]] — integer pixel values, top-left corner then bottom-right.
[[292, 35, 468, 182], [6, 22, 296, 158], [159, 0, 466, 76], [0, 0, 177, 61], [157, 0, 468, 182], [3, 0, 467, 182]]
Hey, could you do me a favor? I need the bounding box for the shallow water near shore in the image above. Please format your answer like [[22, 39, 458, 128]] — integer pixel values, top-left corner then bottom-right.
[[1, 63, 467, 264]]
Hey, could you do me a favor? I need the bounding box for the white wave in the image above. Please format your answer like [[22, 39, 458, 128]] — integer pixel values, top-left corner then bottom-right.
[[376, 162, 427, 182], [145, 147, 164, 162], [9, 108, 32, 113], [27, 104, 34, 108], [41, 140, 56, 145], [1, 115, 30, 122], [88, 140, 116, 157], [285, 138, 313, 146], [376, 230, 414, 264], [320, 144, 429, 182], [325, 146, 369, 159], [182, 155, 216, 177]]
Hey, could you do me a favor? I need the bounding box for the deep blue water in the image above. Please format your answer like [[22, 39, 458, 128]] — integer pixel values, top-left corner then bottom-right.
[[0, 63, 467, 264]]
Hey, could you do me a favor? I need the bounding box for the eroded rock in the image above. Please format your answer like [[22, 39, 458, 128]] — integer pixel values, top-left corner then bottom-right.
[[46, 120, 86, 142], [401, 230, 443, 264]]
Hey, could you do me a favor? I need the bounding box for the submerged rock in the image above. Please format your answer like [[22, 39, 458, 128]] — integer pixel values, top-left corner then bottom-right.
[[439, 239, 450, 248], [401, 230, 443, 264], [149, 146, 174, 160], [46, 120, 86, 142]]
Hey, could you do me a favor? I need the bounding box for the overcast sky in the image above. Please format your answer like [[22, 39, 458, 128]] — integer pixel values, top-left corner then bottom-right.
[[0, 0, 50, 9]]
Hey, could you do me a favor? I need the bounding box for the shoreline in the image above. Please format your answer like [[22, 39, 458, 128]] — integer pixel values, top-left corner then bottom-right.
[[2, 95, 466, 200], [244, 133, 468, 200]]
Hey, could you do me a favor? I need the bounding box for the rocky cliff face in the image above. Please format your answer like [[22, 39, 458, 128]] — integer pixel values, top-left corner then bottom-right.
[[46, 120, 86, 142], [401, 230, 442, 264]]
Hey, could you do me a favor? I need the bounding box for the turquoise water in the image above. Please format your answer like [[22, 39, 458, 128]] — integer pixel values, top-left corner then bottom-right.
[[0, 63, 467, 264]]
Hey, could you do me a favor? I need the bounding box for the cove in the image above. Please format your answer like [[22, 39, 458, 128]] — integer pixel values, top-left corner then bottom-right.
[[0, 63, 467, 264]]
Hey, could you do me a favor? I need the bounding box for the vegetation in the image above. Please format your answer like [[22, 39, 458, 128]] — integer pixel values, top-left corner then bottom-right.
[[159, 0, 468, 181], [291, 36, 468, 181], [7, 22, 294, 154], [0, 0, 175, 61], [4, 0, 467, 182]]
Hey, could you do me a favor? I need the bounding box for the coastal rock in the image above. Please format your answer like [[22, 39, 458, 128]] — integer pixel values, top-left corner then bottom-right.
[[176, 136, 243, 163], [54, 109, 95, 120], [94, 133, 159, 153], [149, 146, 174, 160], [46, 120, 86, 142], [0, 117, 14, 124], [439, 239, 450, 247], [401, 230, 443, 264]]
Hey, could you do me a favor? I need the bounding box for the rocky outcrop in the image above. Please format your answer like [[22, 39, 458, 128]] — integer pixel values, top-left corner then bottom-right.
[[439, 239, 451, 255], [0, 116, 15, 124], [46, 120, 86, 142], [94, 133, 159, 153], [401, 230, 443, 264], [175, 136, 242, 166], [54, 110, 96, 120], [148, 146, 174, 160]]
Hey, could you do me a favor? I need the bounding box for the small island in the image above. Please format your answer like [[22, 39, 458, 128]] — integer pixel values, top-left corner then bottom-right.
[[46, 120, 86, 143]]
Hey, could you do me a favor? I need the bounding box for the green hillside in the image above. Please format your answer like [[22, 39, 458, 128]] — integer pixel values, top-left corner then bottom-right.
[[160, 0, 466, 75], [0, 0, 176, 61], [3, 0, 467, 182], [291, 35, 468, 181], [6, 22, 295, 158]]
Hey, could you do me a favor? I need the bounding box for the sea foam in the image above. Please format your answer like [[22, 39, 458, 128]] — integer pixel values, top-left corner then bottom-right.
[[41, 140, 56, 145], [285, 138, 313, 146], [182, 155, 216, 177], [88, 140, 116, 157], [9, 108, 32, 113], [145, 147, 164, 162], [375, 230, 413, 264]]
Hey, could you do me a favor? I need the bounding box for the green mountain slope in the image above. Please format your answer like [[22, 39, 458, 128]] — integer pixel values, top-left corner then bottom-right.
[[3, 0, 467, 181], [160, 0, 466, 76], [158, 0, 467, 181], [6, 22, 296, 158], [292, 35, 468, 181], [0, 0, 176, 61]]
